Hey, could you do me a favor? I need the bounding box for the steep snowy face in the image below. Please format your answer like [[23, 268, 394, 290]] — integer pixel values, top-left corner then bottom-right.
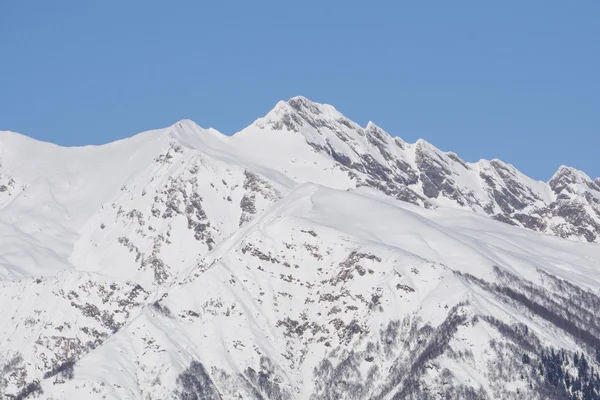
[[2, 97, 600, 400]]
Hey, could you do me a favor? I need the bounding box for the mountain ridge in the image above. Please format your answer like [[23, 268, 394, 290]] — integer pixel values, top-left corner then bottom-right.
[[2, 97, 600, 246], [2, 97, 600, 399], [1, 97, 594, 184]]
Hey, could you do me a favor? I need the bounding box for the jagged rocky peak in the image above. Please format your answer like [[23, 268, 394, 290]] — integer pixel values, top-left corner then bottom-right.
[[550, 165, 588, 186], [549, 165, 599, 197], [414, 138, 457, 176], [364, 120, 387, 139], [254, 96, 362, 135], [252, 97, 407, 165], [487, 159, 533, 195], [252, 99, 304, 132], [287, 95, 323, 115], [414, 139, 476, 175], [415, 137, 443, 154], [414, 139, 471, 201], [490, 159, 547, 203], [489, 158, 516, 174], [364, 120, 400, 149], [446, 151, 469, 169]]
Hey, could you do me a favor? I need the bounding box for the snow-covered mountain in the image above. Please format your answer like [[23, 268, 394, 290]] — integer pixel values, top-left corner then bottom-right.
[[1, 97, 600, 399]]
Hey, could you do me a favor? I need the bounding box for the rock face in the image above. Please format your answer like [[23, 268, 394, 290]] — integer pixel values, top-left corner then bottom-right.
[[1, 98, 600, 399]]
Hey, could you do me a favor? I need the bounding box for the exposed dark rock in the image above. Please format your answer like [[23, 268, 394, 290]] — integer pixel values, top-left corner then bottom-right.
[[492, 187, 526, 214], [175, 361, 222, 400], [13, 380, 43, 400], [43, 360, 75, 380], [326, 141, 353, 168], [393, 160, 418, 185], [513, 213, 546, 231], [492, 213, 518, 226], [244, 357, 291, 400], [446, 152, 469, 169]]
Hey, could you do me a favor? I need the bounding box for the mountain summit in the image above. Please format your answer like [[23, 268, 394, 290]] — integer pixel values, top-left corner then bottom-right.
[[1, 98, 600, 399]]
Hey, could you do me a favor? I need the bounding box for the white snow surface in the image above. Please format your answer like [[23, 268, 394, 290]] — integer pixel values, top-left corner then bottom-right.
[[1, 97, 600, 399]]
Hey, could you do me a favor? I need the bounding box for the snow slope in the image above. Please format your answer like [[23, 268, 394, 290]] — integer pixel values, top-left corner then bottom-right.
[[1, 97, 600, 399]]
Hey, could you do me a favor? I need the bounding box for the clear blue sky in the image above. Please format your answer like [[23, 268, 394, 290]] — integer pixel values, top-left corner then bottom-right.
[[1, 1, 598, 181]]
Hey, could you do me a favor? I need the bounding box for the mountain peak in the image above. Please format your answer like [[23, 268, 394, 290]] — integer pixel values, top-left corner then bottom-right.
[[166, 118, 227, 150], [548, 164, 599, 200], [415, 137, 436, 150], [489, 158, 516, 171], [364, 121, 393, 143], [168, 118, 211, 136], [365, 120, 378, 130], [250, 96, 348, 134], [0, 130, 63, 150], [171, 118, 201, 129], [550, 165, 592, 185], [287, 95, 321, 112], [260, 96, 327, 119], [286, 96, 342, 121]]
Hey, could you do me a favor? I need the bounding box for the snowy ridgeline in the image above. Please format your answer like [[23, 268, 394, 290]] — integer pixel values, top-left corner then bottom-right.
[[1, 97, 600, 399]]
